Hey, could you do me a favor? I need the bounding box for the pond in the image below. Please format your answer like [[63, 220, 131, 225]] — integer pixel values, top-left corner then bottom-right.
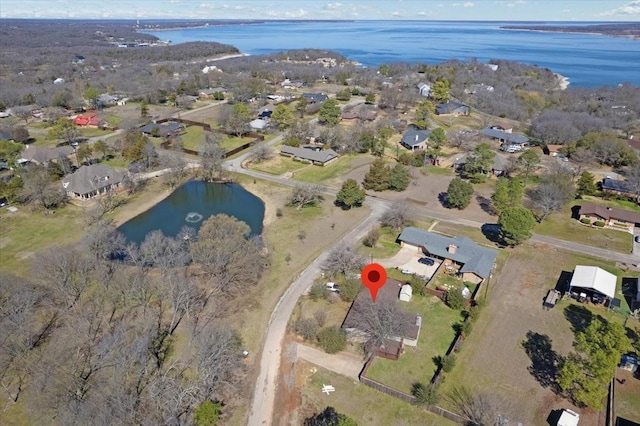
[[119, 181, 264, 244]]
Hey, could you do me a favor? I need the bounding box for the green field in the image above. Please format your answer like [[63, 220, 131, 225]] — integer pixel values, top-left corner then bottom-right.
[[293, 156, 353, 183], [357, 225, 404, 259], [249, 155, 308, 175]]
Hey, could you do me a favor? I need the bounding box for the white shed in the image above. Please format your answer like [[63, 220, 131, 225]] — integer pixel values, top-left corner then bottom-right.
[[250, 119, 267, 130], [399, 284, 412, 302], [557, 409, 579, 426], [569, 266, 616, 299]]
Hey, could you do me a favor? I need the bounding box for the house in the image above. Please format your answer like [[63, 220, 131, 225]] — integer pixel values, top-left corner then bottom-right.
[[601, 178, 636, 198], [140, 121, 184, 137], [280, 145, 339, 166], [342, 278, 422, 347], [249, 119, 267, 130], [488, 124, 513, 133], [258, 104, 275, 119], [281, 79, 305, 89], [417, 82, 430, 97], [116, 98, 129, 106], [435, 101, 470, 116], [479, 127, 529, 146], [546, 144, 563, 156], [19, 145, 74, 166], [97, 94, 118, 108], [398, 227, 498, 284], [62, 164, 125, 199], [302, 93, 328, 104], [198, 87, 226, 98], [578, 203, 640, 232], [491, 154, 512, 177], [73, 114, 103, 127], [400, 128, 431, 151], [568, 265, 616, 302]]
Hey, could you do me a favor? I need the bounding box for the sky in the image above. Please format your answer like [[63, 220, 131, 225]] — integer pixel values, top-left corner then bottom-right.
[[1, 0, 639, 21]]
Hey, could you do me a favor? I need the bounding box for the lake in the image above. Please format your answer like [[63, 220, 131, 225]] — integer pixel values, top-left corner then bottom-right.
[[118, 181, 264, 244], [144, 20, 640, 87]]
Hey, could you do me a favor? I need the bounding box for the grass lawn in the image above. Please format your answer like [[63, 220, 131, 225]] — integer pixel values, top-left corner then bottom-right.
[[433, 221, 495, 247], [295, 297, 352, 329], [101, 154, 130, 169], [102, 114, 122, 128], [615, 368, 640, 425], [219, 135, 254, 152], [180, 126, 204, 151], [357, 225, 403, 259], [300, 360, 458, 426], [535, 202, 633, 254], [365, 295, 463, 394], [248, 155, 308, 175], [293, 156, 353, 184], [79, 127, 111, 138], [420, 165, 454, 176]]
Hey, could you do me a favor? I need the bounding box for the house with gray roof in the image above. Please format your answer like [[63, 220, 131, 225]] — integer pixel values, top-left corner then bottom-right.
[[140, 121, 184, 137], [398, 227, 498, 284], [435, 101, 470, 116], [302, 93, 328, 104], [20, 145, 74, 166], [479, 127, 529, 146], [280, 145, 339, 166], [62, 164, 125, 199], [400, 128, 431, 151]]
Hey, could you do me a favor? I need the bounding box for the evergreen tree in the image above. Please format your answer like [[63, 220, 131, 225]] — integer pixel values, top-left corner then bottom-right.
[[577, 171, 598, 196], [446, 177, 474, 209], [270, 104, 294, 129], [492, 178, 524, 215], [336, 179, 366, 209], [414, 100, 433, 130], [363, 158, 390, 191], [388, 163, 411, 191], [498, 206, 536, 246], [431, 78, 450, 102], [318, 99, 341, 126], [518, 149, 540, 187]]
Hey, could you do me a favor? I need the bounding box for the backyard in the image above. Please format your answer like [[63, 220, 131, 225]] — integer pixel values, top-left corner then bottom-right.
[[357, 225, 404, 259], [364, 295, 463, 394]]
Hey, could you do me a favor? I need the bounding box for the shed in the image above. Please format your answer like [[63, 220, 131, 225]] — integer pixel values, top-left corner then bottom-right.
[[557, 409, 580, 426], [569, 266, 616, 299], [250, 119, 267, 130], [399, 285, 412, 302]]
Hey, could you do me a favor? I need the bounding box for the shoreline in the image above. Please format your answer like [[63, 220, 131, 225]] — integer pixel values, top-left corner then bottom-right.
[[499, 27, 640, 40], [555, 72, 570, 90]]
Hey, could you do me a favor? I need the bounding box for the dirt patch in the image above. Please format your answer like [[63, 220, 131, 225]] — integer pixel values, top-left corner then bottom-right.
[[0, 237, 10, 249], [272, 338, 301, 426]]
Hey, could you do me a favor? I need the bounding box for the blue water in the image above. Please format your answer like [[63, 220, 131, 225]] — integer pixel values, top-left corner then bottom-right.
[[144, 21, 640, 87], [118, 181, 264, 244]]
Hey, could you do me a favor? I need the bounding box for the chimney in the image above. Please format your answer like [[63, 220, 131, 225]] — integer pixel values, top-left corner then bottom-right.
[[448, 244, 457, 254], [415, 135, 419, 141]]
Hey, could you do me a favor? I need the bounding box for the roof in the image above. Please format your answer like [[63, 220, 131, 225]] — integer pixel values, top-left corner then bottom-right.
[[492, 154, 512, 171], [479, 127, 529, 144], [401, 128, 431, 147], [302, 93, 328, 103], [342, 278, 421, 341], [569, 265, 617, 299], [73, 115, 101, 127], [250, 119, 267, 129], [557, 409, 580, 426], [280, 145, 338, 164], [62, 164, 124, 196], [435, 101, 469, 115], [547, 144, 563, 152], [398, 227, 498, 279], [140, 121, 183, 136], [579, 202, 640, 224], [20, 145, 74, 164], [602, 178, 634, 194]]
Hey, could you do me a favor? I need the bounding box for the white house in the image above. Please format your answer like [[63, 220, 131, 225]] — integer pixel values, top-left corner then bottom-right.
[[417, 82, 430, 97]]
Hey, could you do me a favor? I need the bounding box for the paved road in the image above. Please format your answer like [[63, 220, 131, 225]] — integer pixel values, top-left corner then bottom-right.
[[295, 343, 364, 380], [246, 198, 387, 426]]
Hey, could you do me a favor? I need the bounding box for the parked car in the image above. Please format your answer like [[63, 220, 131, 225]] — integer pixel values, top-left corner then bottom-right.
[[418, 257, 435, 266], [326, 282, 340, 292], [635, 236, 640, 243]]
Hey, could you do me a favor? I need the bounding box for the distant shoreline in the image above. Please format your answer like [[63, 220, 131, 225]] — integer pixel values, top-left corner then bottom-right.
[[499, 25, 640, 40]]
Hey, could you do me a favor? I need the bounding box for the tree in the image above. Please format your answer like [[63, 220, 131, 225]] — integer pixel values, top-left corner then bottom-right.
[[492, 178, 523, 215], [414, 100, 433, 130], [249, 145, 273, 163], [498, 206, 536, 246], [388, 163, 411, 191], [363, 227, 380, 247], [464, 143, 495, 183], [76, 143, 93, 165], [348, 298, 405, 349], [380, 201, 415, 231], [225, 103, 251, 137], [296, 96, 308, 118], [431, 78, 450, 103], [336, 179, 365, 209], [288, 184, 323, 210], [270, 104, 294, 129], [93, 139, 108, 160], [529, 172, 575, 222], [412, 382, 439, 406], [335, 88, 352, 101], [140, 102, 149, 118], [365, 93, 376, 104], [194, 400, 222, 426], [199, 132, 225, 181], [518, 149, 540, 187], [322, 246, 365, 278], [317, 326, 347, 354], [304, 407, 358, 426], [318, 99, 341, 126], [430, 127, 447, 148], [362, 158, 389, 191], [84, 87, 100, 109], [576, 171, 598, 196], [48, 117, 79, 146], [19, 165, 65, 209], [445, 287, 465, 310], [10, 126, 30, 143], [558, 317, 631, 409], [446, 177, 474, 209], [446, 386, 518, 426]]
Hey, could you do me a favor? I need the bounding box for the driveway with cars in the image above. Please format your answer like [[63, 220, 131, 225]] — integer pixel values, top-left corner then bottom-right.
[[399, 256, 441, 279]]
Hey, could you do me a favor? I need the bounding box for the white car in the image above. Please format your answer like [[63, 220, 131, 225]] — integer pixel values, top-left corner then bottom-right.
[[326, 282, 340, 292]]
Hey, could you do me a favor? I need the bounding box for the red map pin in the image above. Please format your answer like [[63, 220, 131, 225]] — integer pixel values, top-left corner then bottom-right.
[[361, 263, 387, 303]]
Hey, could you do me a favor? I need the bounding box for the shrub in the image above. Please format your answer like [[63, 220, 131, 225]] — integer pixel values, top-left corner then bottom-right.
[[460, 320, 473, 337], [411, 382, 439, 406], [314, 310, 327, 327], [339, 278, 362, 303], [466, 304, 481, 323], [445, 287, 465, 310], [295, 318, 319, 340], [317, 326, 347, 354], [580, 218, 591, 224], [363, 227, 381, 247], [194, 400, 222, 426], [276, 208, 283, 217], [408, 274, 424, 295], [441, 354, 457, 373], [309, 283, 328, 301], [593, 221, 605, 227]]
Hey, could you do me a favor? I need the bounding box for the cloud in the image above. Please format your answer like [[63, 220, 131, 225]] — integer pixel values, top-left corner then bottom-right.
[[266, 8, 308, 18], [601, 0, 640, 16], [324, 2, 342, 9], [453, 2, 475, 7]]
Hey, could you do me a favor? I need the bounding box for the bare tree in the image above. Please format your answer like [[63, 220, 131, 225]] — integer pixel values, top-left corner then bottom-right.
[[193, 324, 243, 397], [287, 184, 323, 210], [528, 172, 574, 222], [200, 132, 225, 181], [380, 201, 416, 231], [350, 298, 405, 349], [19, 165, 66, 209], [322, 246, 366, 278], [138, 230, 190, 274], [446, 386, 519, 426], [568, 147, 596, 178], [249, 144, 273, 164]]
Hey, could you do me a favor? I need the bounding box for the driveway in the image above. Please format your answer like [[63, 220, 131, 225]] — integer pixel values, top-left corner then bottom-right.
[[295, 343, 364, 380], [375, 245, 418, 268], [399, 256, 440, 279]]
